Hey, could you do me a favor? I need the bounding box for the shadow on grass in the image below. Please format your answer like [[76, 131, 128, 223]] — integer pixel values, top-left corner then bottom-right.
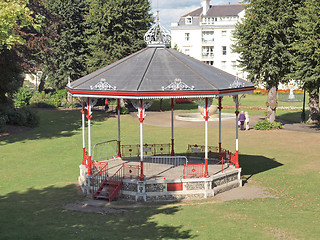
[[0, 109, 117, 145], [240, 154, 283, 182], [0, 184, 194, 240]]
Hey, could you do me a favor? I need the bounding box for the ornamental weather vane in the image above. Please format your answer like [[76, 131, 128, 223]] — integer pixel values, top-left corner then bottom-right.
[[144, 11, 171, 47]]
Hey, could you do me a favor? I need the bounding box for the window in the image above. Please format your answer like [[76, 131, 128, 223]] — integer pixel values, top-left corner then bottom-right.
[[186, 17, 192, 24], [221, 61, 226, 69], [185, 33, 190, 41], [202, 46, 214, 58], [202, 31, 214, 43], [204, 61, 214, 66], [222, 46, 227, 55], [222, 30, 227, 37], [184, 48, 190, 56]]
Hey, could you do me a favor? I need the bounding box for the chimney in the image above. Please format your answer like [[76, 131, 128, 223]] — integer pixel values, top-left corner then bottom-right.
[[202, 0, 210, 16]]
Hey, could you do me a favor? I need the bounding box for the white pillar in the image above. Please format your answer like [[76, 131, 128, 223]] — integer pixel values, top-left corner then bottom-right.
[[87, 98, 93, 175], [81, 101, 86, 165]]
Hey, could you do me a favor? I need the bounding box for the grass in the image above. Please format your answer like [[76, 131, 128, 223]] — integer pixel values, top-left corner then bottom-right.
[[0, 108, 319, 239]]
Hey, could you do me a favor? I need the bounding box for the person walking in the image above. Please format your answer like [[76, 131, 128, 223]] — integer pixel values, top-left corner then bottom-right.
[[239, 111, 246, 130], [245, 111, 250, 130]]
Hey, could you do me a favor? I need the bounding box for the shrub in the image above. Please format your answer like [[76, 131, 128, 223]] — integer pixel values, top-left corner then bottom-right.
[[120, 106, 129, 115], [0, 115, 8, 132], [254, 119, 283, 130], [5, 107, 40, 128], [13, 86, 34, 107]]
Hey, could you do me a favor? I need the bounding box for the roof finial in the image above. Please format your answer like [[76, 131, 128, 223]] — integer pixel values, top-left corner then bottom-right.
[[144, 10, 171, 48]]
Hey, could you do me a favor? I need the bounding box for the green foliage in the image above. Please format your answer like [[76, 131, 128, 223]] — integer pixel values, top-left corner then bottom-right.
[[0, 0, 41, 50], [13, 86, 34, 107], [233, 0, 303, 89], [85, 0, 153, 72], [30, 91, 57, 108], [120, 106, 129, 115], [5, 107, 40, 128], [0, 49, 25, 105], [0, 114, 8, 132], [290, 0, 320, 123], [254, 119, 283, 130], [41, 0, 89, 89]]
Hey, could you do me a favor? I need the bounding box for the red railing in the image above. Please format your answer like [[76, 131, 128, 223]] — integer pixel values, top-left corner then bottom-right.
[[108, 165, 124, 202], [92, 161, 108, 175], [186, 144, 219, 159], [183, 164, 204, 179], [121, 143, 171, 158], [92, 162, 109, 199], [123, 164, 140, 179]]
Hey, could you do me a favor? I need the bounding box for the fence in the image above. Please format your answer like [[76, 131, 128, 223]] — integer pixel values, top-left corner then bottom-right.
[[121, 143, 171, 158], [183, 164, 204, 178], [186, 144, 219, 159], [92, 140, 118, 161], [143, 155, 188, 179], [92, 162, 109, 199]]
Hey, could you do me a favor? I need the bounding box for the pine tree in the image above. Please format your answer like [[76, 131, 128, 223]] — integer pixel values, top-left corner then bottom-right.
[[85, 0, 153, 72], [233, 0, 303, 123], [42, 0, 89, 89], [291, 0, 320, 123]]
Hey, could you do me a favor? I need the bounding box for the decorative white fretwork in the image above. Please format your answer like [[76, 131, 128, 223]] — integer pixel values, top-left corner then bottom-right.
[[86, 98, 98, 112], [229, 76, 245, 89], [162, 78, 194, 91], [90, 78, 116, 90], [131, 100, 153, 121], [144, 11, 171, 46]]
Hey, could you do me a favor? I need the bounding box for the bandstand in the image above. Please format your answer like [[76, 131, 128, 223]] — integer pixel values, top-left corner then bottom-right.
[[66, 15, 255, 202]]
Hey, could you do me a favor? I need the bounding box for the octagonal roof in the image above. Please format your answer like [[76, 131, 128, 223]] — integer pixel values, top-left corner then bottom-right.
[[66, 46, 254, 100]]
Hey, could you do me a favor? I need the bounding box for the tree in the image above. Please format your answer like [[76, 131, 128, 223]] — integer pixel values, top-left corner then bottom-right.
[[41, 0, 89, 89], [291, 0, 320, 124], [0, 0, 41, 50], [233, 0, 303, 123], [85, 0, 153, 72], [0, 0, 41, 108]]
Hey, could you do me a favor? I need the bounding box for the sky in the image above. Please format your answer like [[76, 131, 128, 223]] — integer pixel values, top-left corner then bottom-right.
[[150, 0, 243, 29]]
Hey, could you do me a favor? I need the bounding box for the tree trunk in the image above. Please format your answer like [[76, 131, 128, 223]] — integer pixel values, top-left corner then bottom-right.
[[266, 85, 278, 123], [307, 89, 319, 124]]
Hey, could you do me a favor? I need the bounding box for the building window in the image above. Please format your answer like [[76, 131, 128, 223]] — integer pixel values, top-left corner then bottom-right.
[[202, 31, 214, 43], [204, 61, 214, 66], [184, 48, 190, 56], [222, 46, 227, 55], [202, 46, 214, 58], [186, 17, 192, 24], [221, 61, 226, 69], [185, 33, 190, 41], [222, 30, 227, 37]]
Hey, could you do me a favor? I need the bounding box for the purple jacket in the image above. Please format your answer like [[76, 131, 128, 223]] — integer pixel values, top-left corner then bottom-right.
[[239, 113, 246, 122]]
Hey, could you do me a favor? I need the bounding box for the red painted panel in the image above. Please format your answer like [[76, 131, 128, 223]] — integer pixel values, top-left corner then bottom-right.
[[167, 182, 183, 191]]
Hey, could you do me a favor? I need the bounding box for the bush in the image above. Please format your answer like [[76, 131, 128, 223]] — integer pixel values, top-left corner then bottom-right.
[[120, 106, 129, 115], [13, 86, 34, 107], [0, 115, 8, 132], [254, 119, 283, 130], [5, 107, 40, 128]]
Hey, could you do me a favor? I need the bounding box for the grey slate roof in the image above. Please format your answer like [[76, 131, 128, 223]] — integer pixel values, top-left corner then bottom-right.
[[183, 4, 248, 17], [67, 47, 255, 99]]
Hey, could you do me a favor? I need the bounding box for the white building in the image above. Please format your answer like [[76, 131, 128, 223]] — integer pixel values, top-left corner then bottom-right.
[[170, 0, 247, 78]]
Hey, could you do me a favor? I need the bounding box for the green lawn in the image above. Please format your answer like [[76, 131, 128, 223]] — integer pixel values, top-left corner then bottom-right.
[[0, 109, 319, 239]]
